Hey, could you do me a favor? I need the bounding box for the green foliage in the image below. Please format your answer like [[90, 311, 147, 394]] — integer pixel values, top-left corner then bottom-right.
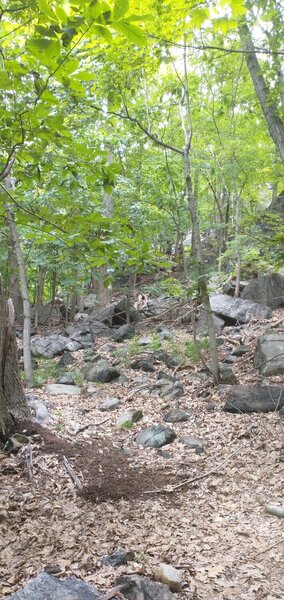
[[185, 338, 210, 362], [32, 358, 60, 387]]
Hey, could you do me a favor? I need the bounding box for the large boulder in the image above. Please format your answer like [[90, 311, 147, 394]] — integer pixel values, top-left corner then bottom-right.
[[223, 384, 284, 413], [65, 324, 92, 348], [30, 304, 61, 325], [196, 310, 225, 338], [243, 273, 284, 309], [31, 334, 69, 358], [116, 574, 174, 600], [8, 572, 100, 599], [209, 294, 272, 324], [112, 323, 135, 342], [254, 334, 284, 376], [89, 297, 138, 326], [84, 360, 121, 383], [89, 320, 113, 339], [135, 425, 176, 448]]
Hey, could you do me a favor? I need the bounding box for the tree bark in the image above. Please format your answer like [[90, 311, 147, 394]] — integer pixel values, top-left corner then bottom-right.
[[239, 22, 284, 164], [0, 280, 30, 437], [5, 196, 33, 388], [8, 237, 23, 323]]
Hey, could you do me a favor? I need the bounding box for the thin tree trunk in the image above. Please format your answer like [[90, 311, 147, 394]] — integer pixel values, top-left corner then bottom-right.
[[8, 237, 23, 323], [0, 280, 30, 436], [239, 22, 284, 164], [184, 157, 220, 384], [5, 184, 33, 388]]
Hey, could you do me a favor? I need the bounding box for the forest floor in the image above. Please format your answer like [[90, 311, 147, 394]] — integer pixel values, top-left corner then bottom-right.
[[0, 309, 284, 600]]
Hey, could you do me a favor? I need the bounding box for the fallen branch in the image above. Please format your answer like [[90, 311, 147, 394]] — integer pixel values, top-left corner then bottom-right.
[[63, 455, 83, 491], [251, 539, 283, 558]]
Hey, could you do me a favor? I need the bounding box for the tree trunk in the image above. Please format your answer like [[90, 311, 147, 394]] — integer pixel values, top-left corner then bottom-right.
[[34, 265, 46, 329], [5, 203, 33, 388], [184, 156, 220, 384], [8, 237, 23, 323], [239, 22, 284, 164], [0, 280, 30, 437]]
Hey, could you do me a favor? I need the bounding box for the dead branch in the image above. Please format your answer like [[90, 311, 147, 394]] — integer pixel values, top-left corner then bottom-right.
[[63, 455, 83, 491]]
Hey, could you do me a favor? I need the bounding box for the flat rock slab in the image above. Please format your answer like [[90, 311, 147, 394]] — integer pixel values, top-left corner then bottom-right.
[[163, 408, 192, 422], [99, 397, 121, 411], [210, 294, 272, 324], [254, 334, 284, 376], [8, 572, 100, 599], [45, 384, 81, 395], [243, 273, 284, 309], [135, 424, 176, 448], [31, 334, 69, 358], [223, 384, 284, 413]]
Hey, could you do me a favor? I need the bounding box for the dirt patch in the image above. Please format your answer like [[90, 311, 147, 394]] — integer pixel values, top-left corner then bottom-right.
[[6, 419, 177, 502]]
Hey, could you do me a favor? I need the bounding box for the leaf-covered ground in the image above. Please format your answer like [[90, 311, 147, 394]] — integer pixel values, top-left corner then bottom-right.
[[1, 316, 284, 599]]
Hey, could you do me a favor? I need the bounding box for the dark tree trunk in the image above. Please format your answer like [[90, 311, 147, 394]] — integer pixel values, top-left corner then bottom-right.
[[0, 280, 30, 437]]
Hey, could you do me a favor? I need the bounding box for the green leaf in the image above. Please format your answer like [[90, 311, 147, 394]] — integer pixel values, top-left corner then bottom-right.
[[111, 21, 146, 46], [113, 0, 129, 20], [38, 0, 58, 23], [26, 38, 61, 60], [92, 24, 113, 42], [73, 70, 96, 81]]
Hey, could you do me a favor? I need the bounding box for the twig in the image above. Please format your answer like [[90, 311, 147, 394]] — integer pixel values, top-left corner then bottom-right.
[[63, 455, 83, 491], [251, 539, 283, 558], [246, 351, 284, 374], [75, 417, 111, 434], [25, 443, 33, 482]]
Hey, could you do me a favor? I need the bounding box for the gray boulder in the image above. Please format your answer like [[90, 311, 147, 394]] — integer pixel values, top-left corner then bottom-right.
[[223, 384, 284, 413], [220, 364, 238, 385], [196, 310, 225, 338], [254, 334, 284, 376], [100, 549, 135, 567], [90, 297, 138, 327], [31, 334, 69, 358], [45, 384, 81, 396], [163, 408, 192, 422], [7, 572, 100, 599], [112, 323, 135, 342], [56, 372, 75, 385], [182, 435, 204, 452], [66, 324, 92, 348], [25, 395, 52, 425], [210, 294, 272, 324], [136, 425, 176, 448], [99, 397, 121, 411], [243, 273, 284, 309], [89, 320, 113, 339], [65, 340, 83, 352], [116, 409, 143, 429], [116, 574, 174, 600], [85, 360, 121, 383], [58, 352, 75, 367], [130, 358, 155, 372]]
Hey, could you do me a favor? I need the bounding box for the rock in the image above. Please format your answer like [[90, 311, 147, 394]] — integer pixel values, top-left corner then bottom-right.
[[279, 406, 284, 418], [58, 352, 75, 367], [163, 408, 192, 422], [220, 364, 238, 385], [65, 340, 83, 352], [140, 297, 179, 320], [26, 394, 52, 424], [196, 310, 225, 338], [116, 574, 174, 600], [130, 358, 155, 372], [5, 433, 31, 453], [112, 324, 135, 342], [223, 384, 284, 413], [158, 380, 184, 400], [222, 279, 248, 296], [224, 355, 238, 363], [209, 294, 272, 324], [45, 384, 81, 396], [56, 372, 75, 385], [156, 326, 173, 340], [154, 350, 181, 368], [8, 572, 100, 599], [156, 371, 175, 382], [100, 549, 135, 567], [85, 360, 121, 383], [90, 297, 138, 327], [66, 324, 92, 348], [31, 334, 69, 358], [182, 435, 204, 452], [231, 344, 250, 356], [266, 504, 284, 518], [243, 273, 284, 309], [89, 320, 113, 339], [74, 312, 90, 322], [137, 336, 152, 345], [136, 425, 176, 448], [99, 397, 121, 411], [154, 563, 182, 592], [254, 334, 284, 376], [116, 410, 143, 429], [82, 293, 97, 309]]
